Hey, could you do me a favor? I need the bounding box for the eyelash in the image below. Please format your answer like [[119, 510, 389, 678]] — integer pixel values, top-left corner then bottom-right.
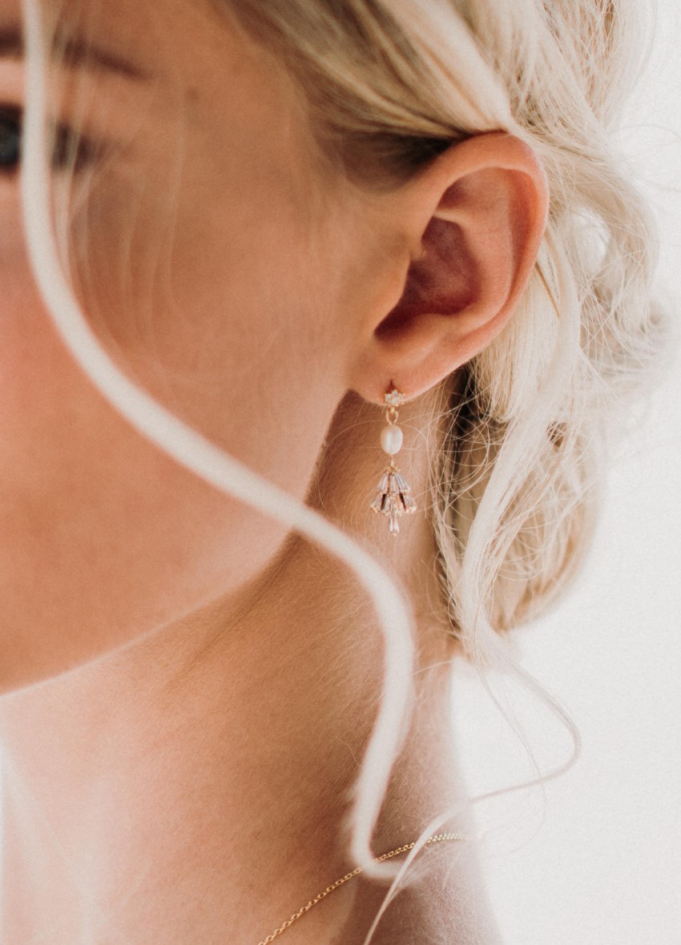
[[0, 106, 97, 174]]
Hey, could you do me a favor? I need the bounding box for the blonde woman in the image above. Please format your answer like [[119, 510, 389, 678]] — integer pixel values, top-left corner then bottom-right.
[[0, 0, 667, 943]]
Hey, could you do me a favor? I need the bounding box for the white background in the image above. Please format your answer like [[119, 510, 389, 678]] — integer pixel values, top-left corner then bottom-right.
[[453, 3, 681, 942]]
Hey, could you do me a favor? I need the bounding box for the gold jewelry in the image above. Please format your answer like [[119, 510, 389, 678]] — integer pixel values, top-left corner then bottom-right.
[[256, 832, 467, 945], [369, 388, 417, 536]]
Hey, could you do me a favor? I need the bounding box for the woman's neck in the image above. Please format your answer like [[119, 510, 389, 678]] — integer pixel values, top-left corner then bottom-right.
[[0, 535, 501, 945]]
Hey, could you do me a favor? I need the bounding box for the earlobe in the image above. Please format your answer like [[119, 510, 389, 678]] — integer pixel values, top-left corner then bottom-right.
[[349, 133, 548, 403]]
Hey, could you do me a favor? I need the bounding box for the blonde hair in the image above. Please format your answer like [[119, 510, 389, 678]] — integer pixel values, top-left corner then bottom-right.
[[221, 0, 668, 651], [20, 0, 669, 938]]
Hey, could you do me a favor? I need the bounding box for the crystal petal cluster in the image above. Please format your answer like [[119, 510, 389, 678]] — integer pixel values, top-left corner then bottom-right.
[[370, 464, 417, 535]]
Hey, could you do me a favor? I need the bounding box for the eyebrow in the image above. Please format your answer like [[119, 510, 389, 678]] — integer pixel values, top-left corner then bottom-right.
[[0, 25, 151, 82]]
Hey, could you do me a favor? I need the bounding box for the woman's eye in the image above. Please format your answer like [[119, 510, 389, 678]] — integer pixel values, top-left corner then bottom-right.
[[0, 111, 21, 169], [0, 107, 96, 174]]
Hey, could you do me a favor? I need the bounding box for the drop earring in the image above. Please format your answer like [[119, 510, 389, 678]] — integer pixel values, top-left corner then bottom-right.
[[369, 388, 417, 536]]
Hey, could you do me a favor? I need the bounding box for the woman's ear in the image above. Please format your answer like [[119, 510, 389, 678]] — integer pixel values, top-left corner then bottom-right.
[[348, 133, 548, 402]]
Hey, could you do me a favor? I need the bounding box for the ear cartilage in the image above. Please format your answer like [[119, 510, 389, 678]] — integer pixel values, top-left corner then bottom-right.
[[369, 389, 417, 536]]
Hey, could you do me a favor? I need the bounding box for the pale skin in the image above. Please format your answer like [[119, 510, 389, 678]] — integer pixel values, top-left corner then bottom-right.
[[0, 0, 548, 942]]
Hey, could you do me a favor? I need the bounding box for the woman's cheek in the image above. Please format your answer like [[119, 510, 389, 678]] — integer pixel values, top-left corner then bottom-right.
[[0, 88, 352, 692], [0, 173, 345, 693]]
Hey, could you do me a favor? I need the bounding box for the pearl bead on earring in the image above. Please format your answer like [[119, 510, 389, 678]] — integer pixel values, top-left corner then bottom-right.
[[380, 424, 404, 456]]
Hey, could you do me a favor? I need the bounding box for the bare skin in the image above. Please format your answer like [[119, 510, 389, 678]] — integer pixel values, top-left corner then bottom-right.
[[0, 0, 547, 941]]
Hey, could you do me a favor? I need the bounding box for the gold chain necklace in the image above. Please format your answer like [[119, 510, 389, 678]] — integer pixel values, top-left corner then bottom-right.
[[256, 832, 467, 945]]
